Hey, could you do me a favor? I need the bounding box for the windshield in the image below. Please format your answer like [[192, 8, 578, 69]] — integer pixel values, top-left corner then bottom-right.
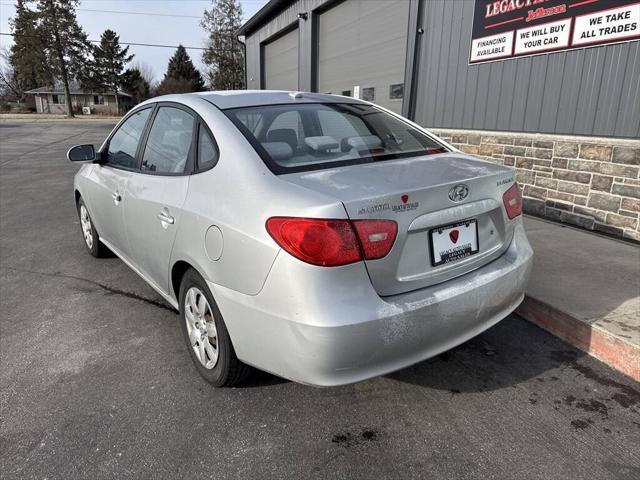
[[224, 103, 448, 174]]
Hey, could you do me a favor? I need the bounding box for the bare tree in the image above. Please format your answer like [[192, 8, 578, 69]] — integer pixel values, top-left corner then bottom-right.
[[0, 47, 21, 102], [131, 60, 156, 87], [201, 0, 245, 90]]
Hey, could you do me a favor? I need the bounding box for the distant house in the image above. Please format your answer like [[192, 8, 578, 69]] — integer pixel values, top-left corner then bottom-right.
[[25, 83, 134, 115]]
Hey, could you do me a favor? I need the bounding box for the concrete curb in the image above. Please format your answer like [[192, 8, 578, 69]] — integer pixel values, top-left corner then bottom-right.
[[0, 115, 121, 121], [516, 296, 640, 382]]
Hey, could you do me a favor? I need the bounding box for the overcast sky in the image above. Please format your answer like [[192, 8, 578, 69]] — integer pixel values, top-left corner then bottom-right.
[[0, 0, 268, 82]]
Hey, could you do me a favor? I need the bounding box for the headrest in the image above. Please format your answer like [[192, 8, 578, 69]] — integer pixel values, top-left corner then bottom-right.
[[305, 136, 339, 152], [262, 142, 293, 162], [341, 135, 383, 152], [266, 129, 297, 151]]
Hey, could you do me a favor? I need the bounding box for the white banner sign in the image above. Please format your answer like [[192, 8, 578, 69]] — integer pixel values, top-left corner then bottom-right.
[[573, 3, 640, 46], [470, 31, 515, 62], [515, 18, 572, 55]]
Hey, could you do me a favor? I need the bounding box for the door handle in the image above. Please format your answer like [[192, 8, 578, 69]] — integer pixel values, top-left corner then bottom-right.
[[157, 212, 175, 225], [112, 192, 122, 202]]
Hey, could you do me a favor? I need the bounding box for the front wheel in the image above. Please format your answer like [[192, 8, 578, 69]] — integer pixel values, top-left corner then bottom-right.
[[179, 269, 251, 387], [77, 197, 111, 258]]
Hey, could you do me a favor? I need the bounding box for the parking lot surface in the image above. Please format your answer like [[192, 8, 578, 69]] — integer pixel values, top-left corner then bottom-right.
[[1, 119, 639, 480]]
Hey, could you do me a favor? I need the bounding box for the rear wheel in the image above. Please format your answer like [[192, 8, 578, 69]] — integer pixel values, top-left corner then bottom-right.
[[77, 197, 110, 258], [179, 268, 250, 387]]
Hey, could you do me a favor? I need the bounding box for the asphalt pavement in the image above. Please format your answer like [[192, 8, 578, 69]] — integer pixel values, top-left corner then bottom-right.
[[1, 119, 639, 480]]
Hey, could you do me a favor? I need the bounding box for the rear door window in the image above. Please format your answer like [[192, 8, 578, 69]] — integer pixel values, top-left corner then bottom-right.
[[141, 107, 195, 174]]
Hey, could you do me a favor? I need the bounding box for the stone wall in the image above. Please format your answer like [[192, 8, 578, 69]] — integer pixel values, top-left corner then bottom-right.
[[430, 128, 640, 242]]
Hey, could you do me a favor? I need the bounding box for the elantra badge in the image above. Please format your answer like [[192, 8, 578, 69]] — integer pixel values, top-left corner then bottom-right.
[[448, 184, 469, 202]]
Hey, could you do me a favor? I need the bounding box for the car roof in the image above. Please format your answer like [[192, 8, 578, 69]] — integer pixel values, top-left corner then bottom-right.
[[191, 90, 364, 110]]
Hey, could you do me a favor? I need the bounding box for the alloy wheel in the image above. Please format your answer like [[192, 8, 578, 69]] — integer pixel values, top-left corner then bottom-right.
[[184, 287, 219, 369], [80, 205, 93, 249]]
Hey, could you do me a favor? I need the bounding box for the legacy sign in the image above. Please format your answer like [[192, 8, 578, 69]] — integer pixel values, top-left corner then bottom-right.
[[470, 0, 640, 64]]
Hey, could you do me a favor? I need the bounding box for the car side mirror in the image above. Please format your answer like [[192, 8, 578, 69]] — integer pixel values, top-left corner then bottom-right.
[[67, 144, 96, 162]]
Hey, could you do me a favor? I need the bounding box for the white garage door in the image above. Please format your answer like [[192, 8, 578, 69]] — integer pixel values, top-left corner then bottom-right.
[[263, 27, 299, 91], [318, 0, 410, 113]]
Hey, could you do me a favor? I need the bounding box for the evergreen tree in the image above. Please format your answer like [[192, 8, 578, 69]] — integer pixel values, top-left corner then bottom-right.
[[121, 67, 150, 104], [8, 0, 53, 96], [36, 0, 92, 117], [156, 45, 205, 94], [201, 0, 245, 90], [93, 29, 133, 113]]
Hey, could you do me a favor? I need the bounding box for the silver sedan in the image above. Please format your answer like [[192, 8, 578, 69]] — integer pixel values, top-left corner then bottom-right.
[[68, 91, 533, 387]]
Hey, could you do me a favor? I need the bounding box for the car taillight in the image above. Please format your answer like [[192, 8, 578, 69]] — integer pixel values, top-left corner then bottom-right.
[[352, 219, 398, 260], [266, 217, 397, 266], [266, 217, 361, 266], [503, 183, 523, 219]]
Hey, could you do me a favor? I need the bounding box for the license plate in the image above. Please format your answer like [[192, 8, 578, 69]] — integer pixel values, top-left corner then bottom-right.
[[429, 219, 479, 266]]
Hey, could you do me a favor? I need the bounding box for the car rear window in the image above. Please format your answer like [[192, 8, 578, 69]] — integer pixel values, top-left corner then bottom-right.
[[224, 103, 448, 174]]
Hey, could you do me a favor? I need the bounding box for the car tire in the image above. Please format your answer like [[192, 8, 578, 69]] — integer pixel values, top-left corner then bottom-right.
[[77, 197, 111, 258], [179, 268, 251, 387]]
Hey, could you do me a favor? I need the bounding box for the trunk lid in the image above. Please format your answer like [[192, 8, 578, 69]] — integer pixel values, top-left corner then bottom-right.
[[281, 153, 518, 296]]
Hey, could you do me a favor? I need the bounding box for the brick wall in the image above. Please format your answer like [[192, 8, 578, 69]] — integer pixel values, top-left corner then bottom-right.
[[431, 128, 640, 242]]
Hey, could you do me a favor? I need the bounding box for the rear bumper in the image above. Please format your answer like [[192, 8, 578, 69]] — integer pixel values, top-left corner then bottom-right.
[[210, 221, 533, 386]]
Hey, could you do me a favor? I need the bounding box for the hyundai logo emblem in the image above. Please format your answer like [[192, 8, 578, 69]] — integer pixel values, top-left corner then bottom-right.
[[448, 184, 469, 202]]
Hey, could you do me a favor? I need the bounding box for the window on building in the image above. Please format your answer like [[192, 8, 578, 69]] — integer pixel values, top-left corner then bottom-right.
[[389, 84, 404, 100], [93, 95, 105, 105], [362, 87, 375, 102], [52, 94, 65, 104], [141, 107, 195, 174], [341, 90, 351, 97]]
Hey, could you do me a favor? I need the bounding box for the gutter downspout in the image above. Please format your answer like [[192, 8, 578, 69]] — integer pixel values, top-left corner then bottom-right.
[[237, 34, 247, 90], [402, 0, 424, 121]]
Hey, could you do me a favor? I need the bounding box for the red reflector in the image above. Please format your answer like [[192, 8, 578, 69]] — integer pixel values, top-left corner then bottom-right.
[[502, 183, 523, 219], [266, 217, 361, 266], [352, 220, 398, 260]]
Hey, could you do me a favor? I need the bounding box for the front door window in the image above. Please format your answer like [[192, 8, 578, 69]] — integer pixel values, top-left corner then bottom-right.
[[106, 108, 152, 169]]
